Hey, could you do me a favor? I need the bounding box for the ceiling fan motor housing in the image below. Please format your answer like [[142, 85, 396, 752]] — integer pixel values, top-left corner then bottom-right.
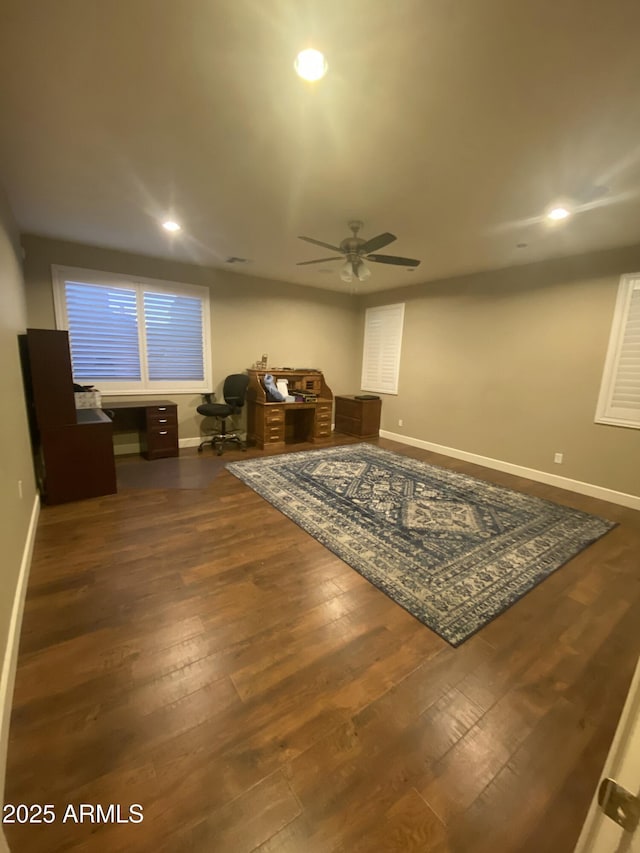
[[340, 237, 365, 257]]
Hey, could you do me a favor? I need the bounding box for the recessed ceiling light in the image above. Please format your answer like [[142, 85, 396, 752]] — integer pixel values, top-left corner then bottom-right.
[[546, 206, 571, 221], [162, 220, 181, 232], [294, 49, 328, 81]]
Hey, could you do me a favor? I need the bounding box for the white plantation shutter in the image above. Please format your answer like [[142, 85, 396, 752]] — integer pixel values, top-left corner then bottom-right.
[[596, 274, 640, 428], [144, 291, 204, 381], [52, 266, 210, 393], [361, 303, 405, 394], [65, 281, 141, 381]]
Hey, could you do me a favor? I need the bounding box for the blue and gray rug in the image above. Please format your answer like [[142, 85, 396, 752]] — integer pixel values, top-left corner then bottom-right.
[[226, 444, 616, 646]]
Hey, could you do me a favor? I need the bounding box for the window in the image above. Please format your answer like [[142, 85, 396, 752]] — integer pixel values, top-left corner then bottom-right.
[[361, 303, 405, 395], [595, 273, 640, 429], [52, 266, 211, 394]]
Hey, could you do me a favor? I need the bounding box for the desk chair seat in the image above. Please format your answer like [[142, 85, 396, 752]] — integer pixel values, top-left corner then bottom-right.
[[197, 373, 249, 455]]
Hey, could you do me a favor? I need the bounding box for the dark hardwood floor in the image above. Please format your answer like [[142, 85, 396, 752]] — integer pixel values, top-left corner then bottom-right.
[[5, 437, 640, 852]]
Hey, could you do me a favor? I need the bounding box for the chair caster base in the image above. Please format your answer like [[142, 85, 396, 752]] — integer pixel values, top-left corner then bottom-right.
[[198, 434, 245, 456]]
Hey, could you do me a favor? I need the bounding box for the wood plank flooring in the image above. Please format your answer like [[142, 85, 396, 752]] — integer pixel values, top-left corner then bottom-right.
[[5, 437, 640, 852]]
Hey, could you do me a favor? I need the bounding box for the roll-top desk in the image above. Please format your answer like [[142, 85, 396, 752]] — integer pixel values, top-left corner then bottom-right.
[[246, 369, 333, 449]]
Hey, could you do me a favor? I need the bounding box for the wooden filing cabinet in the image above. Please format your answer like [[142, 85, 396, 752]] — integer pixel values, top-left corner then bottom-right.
[[141, 403, 179, 459], [334, 395, 381, 438], [107, 400, 179, 460]]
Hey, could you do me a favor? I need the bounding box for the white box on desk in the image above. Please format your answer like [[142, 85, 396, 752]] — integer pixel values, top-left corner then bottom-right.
[[74, 391, 102, 409]]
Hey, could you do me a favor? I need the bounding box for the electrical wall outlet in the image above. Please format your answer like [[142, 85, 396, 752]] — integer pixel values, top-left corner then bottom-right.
[[398, 419, 404, 427], [18, 480, 23, 499], [554, 452, 563, 464]]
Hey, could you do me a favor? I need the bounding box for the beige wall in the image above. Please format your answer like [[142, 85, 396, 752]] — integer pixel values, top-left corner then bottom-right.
[[0, 192, 37, 646], [21, 235, 362, 449], [0, 188, 38, 810], [20, 233, 640, 497], [361, 245, 640, 497]]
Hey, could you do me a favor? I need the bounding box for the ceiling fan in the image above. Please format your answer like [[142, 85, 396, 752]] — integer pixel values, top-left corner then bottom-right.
[[297, 220, 421, 283]]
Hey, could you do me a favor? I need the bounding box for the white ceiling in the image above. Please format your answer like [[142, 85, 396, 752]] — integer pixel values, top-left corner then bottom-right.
[[1, 0, 640, 294]]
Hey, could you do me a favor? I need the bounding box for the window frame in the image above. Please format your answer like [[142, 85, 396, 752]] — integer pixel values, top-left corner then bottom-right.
[[360, 302, 405, 395], [52, 265, 211, 395], [595, 272, 640, 429]]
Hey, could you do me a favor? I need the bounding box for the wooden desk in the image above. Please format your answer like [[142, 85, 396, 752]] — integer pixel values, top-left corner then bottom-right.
[[246, 369, 333, 449], [103, 400, 179, 460]]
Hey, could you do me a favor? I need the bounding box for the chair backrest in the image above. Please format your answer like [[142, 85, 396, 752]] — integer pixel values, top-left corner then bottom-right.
[[223, 373, 250, 410]]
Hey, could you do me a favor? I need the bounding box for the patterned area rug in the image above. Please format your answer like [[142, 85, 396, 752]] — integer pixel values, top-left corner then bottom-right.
[[227, 444, 616, 645]]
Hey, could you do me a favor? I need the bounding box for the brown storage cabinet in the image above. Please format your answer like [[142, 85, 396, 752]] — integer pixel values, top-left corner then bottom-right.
[[142, 403, 179, 459], [334, 395, 381, 439], [20, 328, 117, 504]]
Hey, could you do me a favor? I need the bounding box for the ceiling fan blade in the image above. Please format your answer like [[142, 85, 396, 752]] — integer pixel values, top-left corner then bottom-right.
[[298, 235, 343, 253], [360, 232, 397, 254], [296, 256, 343, 266], [367, 254, 421, 267]]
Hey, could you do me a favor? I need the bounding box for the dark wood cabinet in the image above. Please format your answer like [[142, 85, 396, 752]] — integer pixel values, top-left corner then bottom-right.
[[143, 403, 179, 459], [20, 329, 117, 504], [39, 410, 116, 504], [334, 395, 381, 439]]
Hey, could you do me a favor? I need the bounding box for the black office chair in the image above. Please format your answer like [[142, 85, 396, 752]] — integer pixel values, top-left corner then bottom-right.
[[197, 373, 250, 455]]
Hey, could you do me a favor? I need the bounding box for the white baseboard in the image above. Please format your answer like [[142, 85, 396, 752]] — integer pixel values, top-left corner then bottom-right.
[[180, 437, 202, 449], [380, 430, 640, 511], [0, 494, 40, 806]]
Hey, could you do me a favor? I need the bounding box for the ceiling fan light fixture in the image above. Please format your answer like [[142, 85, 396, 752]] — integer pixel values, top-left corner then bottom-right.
[[357, 260, 371, 281], [294, 49, 327, 81], [339, 260, 353, 283], [297, 222, 421, 282]]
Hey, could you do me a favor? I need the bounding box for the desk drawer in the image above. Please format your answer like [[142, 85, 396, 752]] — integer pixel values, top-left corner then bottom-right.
[[265, 408, 284, 426], [143, 424, 179, 459], [265, 423, 285, 442], [335, 414, 359, 435], [146, 406, 178, 427], [334, 397, 359, 419], [334, 397, 381, 437]]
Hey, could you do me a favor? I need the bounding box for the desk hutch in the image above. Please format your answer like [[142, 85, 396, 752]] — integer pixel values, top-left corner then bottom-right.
[[20, 328, 117, 505], [246, 368, 333, 449]]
